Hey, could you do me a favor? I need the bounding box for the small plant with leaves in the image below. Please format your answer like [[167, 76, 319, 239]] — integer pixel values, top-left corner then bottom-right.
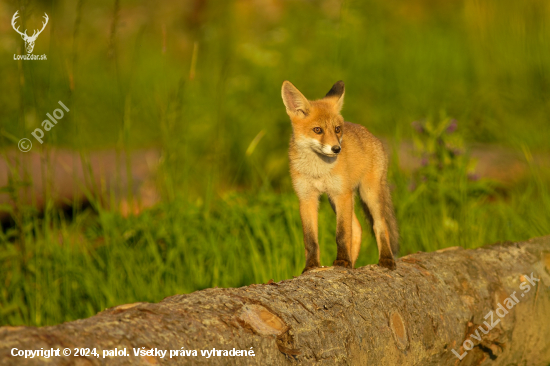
[[410, 115, 492, 208]]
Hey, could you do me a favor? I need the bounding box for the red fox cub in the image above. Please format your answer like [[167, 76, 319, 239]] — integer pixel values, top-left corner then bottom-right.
[[281, 80, 399, 273]]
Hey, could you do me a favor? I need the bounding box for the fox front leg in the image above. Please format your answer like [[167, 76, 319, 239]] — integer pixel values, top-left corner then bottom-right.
[[331, 193, 354, 268], [299, 197, 321, 273]]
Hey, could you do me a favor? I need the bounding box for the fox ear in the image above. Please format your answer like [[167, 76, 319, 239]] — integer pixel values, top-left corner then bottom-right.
[[325, 80, 345, 113], [282, 81, 310, 118]]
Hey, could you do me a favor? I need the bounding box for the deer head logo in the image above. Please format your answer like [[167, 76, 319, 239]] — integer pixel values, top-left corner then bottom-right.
[[11, 11, 49, 54]]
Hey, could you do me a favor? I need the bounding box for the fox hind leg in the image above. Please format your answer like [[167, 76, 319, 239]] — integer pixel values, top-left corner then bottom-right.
[[328, 194, 356, 268], [359, 176, 398, 270], [329, 196, 363, 267], [350, 211, 362, 267]]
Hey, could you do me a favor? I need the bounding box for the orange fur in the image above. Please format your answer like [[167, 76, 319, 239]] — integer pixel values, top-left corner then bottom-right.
[[282, 80, 399, 272]]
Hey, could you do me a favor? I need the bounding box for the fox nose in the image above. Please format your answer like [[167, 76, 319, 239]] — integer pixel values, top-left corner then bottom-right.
[[331, 145, 341, 154]]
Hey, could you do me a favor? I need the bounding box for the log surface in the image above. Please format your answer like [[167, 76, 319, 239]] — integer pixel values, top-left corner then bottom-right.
[[1, 236, 549, 365]]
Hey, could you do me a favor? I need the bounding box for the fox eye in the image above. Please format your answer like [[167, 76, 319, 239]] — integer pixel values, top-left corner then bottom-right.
[[313, 127, 323, 134], [335, 126, 341, 133]]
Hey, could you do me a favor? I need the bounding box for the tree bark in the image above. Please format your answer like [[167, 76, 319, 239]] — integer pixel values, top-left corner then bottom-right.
[[1, 236, 549, 365]]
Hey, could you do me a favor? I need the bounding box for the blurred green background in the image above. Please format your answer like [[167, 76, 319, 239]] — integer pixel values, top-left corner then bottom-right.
[[1, 0, 549, 326]]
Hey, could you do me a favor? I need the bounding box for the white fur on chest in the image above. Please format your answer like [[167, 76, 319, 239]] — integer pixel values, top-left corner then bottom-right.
[[291, 145, 343, 198]]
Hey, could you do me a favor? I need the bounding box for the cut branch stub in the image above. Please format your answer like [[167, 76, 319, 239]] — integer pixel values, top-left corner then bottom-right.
[[0, 236, 549, 365]]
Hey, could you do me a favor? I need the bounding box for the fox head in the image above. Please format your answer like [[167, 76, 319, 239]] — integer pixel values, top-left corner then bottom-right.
[[282, 80, 345, 157]]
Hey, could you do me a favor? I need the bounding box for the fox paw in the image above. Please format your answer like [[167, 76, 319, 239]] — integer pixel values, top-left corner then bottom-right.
[[378, 257, 397, 270], [302, 265, 319, 273], [333, 259, 352, 268]]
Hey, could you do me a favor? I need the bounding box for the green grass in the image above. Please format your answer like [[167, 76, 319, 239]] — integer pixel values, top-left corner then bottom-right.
[[2, 152, 549, 326], [1, 0, 550, 327]]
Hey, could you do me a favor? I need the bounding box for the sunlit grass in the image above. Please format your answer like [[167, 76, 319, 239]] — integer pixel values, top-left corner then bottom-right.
[[2, 159, 549, 326], [1, 0, 550, 327]]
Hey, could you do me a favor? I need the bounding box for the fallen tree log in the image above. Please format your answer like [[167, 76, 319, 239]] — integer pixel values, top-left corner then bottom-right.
[[0, 148, 160, 221], [1, 236, 549, 365]]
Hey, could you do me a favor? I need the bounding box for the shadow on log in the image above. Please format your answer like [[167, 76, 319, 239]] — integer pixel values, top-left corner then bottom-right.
[[1, 237, 549, 365]]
